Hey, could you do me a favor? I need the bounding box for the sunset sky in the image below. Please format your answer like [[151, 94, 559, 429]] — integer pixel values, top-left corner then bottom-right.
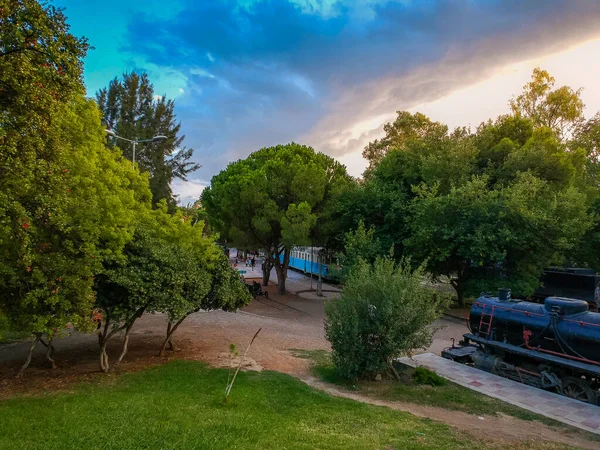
[[55, 0, 600, 204]]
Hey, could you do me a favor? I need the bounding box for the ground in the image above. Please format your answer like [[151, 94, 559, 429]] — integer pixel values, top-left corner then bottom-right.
[[0, 274, 597, 449]]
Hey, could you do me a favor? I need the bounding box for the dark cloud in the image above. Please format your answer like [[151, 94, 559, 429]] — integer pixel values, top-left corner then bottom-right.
[[120, 0, 600, 189]]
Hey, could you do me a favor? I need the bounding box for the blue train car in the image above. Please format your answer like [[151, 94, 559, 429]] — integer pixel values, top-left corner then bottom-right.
[[283, 247, 337, 280]]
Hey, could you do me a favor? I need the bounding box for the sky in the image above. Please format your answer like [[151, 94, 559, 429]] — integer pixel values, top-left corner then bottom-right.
[[55, 0, 600, 204]]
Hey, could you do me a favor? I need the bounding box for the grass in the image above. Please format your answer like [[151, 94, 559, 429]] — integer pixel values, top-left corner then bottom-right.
[[0, 360, 501, 450], [289, 349, 590, 430]]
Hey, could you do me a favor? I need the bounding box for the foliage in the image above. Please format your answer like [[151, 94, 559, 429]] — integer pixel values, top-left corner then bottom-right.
[[509, 68, 584, 140], [0, 361, 490, 450], [159, 251, 252, 356], [94, 204, 224, 370], [413, 367, 446, 386], [324, 258, 448, 380], [0, 1, 151, 350], [202, 143, 351, 293], [334, 220, 384, 283], [336, 68, 598, 304], [96, 72, 199, 209], [362, 111, 448, 171], [405, 174, 590, 305]]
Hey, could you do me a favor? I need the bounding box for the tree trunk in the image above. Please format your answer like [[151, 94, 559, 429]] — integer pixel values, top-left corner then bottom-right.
[[17, 334, 40, 377], [275, 264, 286, 295], [97, 307, 145, 373], [40, 336, 57, 369], [274, 248, 290, 295], [111, 322, 134, 372], [100, 341, 109, 373], [261, 254, 272, 287], [388, 360, 401, 381], [159, 322, 173, 356], [450, 279, 464, 307], [159, 315, 188, 356]]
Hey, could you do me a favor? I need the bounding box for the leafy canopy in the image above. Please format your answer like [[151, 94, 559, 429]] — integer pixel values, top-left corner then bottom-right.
[[0, 1, 151, 336], [202, 142, 351, 292]]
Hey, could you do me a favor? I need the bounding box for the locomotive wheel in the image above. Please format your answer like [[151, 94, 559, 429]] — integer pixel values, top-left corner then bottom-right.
[[561, 377, 595, 403]]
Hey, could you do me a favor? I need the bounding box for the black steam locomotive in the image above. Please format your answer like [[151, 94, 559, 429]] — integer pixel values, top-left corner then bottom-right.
[[443, 289, 600, 405]]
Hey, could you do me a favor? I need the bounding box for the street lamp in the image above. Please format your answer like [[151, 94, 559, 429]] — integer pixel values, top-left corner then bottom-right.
[[104, 129, 168, 168]]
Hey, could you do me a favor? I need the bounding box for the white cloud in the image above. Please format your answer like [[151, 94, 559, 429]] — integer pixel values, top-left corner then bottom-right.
[[179, 88, 185, 94], [153, 94, 163, 101], [172, 178, 210, 205]]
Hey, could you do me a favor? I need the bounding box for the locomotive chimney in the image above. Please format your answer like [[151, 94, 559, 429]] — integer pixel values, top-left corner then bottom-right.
[[498, 288, 511, 301]]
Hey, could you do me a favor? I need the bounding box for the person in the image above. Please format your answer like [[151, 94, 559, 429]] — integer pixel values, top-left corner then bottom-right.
[[251, 257, 256, 269]]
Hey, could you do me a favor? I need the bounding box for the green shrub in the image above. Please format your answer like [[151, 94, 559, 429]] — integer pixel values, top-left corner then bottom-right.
[[413, 367, 446, 386], [324, 257, 449, 380]]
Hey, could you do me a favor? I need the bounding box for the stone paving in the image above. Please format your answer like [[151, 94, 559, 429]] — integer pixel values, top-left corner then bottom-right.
[[398, 352, 600, 435]]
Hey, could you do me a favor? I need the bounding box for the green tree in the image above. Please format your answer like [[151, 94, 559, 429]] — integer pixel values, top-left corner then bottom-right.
[[509, 68, 584, 140], [405, 174, 591, 306], [96, 72, 199, 209], [335, 121, 477, 258], [362, 111, 448, 171], [334, 221, 384, 283], [158, 252, 252, 356], [0, 2, 151, 374], [571, 112, 600, 189], [324, 257, 448, 380], [202, 143, 350, 294], [94, 204, 219, 372]]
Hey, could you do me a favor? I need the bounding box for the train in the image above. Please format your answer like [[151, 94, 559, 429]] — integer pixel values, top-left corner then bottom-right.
[[532, 267, 600, 312], [286, 246, 337, 280], [443, 288, 600, 405]]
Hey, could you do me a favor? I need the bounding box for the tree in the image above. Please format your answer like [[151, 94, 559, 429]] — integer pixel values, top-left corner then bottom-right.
[[405, 174, 591, 306], [0, 2, 151, 374], [510, 68, 584, 140], [362, 111, 448, 171], [571, 112, 600, 189], [334, 221, 384, 283], [158, 252, 252, 356], [324, 257, 448, 380], [96, 72, 199, 209], [94, 203, 219, 372], [335, 121, 477, 258], [202, 143, 351, 294]]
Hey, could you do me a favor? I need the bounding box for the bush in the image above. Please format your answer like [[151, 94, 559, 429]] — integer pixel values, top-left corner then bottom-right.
[[324, 257, 449, 380], [413, 367, 446, 386]]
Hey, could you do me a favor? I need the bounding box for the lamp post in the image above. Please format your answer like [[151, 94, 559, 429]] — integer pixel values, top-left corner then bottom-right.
[[105, 129, 168, 168]]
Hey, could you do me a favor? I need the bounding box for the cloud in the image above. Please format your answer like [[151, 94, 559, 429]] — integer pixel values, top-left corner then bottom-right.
[[172, 178, 210, 205], [117, 0, 600, 182]]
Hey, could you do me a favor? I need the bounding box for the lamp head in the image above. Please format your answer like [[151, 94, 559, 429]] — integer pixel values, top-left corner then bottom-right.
[[152, 135, 168, 142]]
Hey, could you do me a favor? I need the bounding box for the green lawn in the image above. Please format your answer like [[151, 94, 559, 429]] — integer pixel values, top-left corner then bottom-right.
[[0, 360, 494, 450]]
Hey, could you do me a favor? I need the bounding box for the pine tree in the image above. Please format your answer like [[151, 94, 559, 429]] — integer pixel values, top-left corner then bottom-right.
[[96, 73, 199, 209]]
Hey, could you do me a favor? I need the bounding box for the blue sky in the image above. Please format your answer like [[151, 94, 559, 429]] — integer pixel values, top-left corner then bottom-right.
[[55, 0, 600, 203]]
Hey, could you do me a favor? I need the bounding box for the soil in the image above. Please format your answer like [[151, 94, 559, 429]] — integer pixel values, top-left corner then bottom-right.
[[0, 285, 597, 449]]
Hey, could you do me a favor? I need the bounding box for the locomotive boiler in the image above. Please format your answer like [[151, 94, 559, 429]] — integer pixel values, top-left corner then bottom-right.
[[443, 289, 600, 405]]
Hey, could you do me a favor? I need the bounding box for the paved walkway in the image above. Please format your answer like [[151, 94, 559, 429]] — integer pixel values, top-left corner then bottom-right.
[[398, 353, 600, 435]]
